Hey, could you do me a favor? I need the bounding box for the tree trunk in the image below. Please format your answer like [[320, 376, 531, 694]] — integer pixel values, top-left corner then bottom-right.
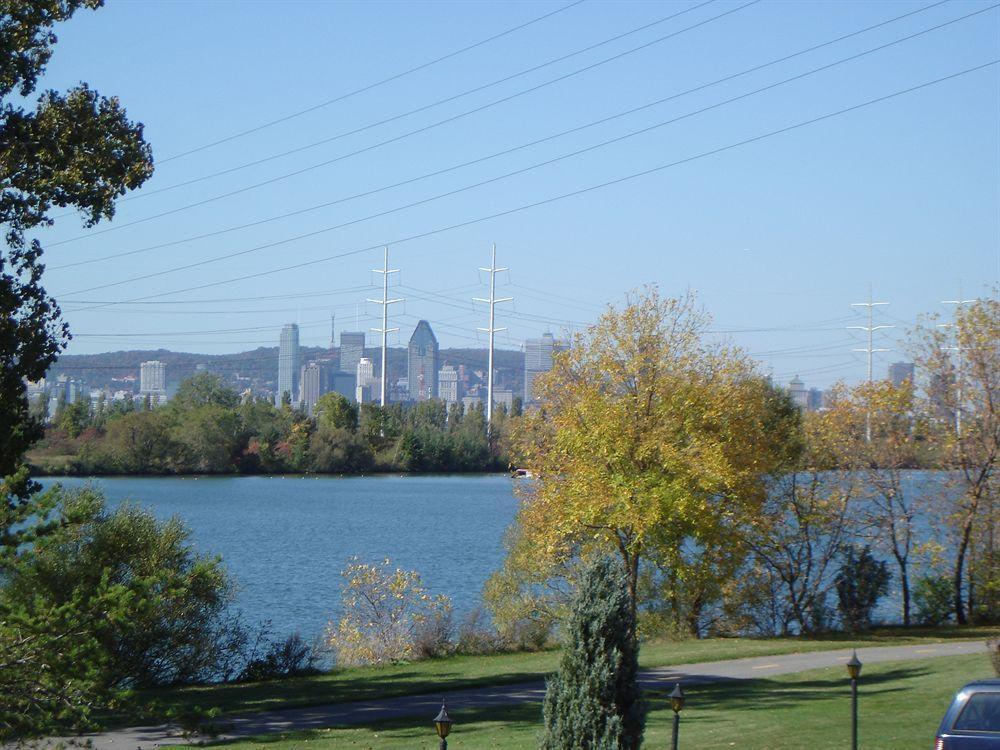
[[900, 566, 911, 627], [955, 518, 974, 625]]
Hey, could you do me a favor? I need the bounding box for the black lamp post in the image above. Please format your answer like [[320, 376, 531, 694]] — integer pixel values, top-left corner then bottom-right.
[[846, 650, 862, 750], [434, 703, 453, 750], [670, 682, 686, 750]]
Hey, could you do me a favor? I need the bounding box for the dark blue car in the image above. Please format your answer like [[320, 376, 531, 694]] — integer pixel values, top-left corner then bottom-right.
[[936, 679, 1000, 749]]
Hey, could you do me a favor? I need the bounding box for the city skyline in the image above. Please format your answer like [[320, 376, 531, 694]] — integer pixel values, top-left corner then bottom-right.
[[30, 1, 997, 390]]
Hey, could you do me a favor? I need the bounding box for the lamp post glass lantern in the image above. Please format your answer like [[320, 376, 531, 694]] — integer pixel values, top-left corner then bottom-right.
[[434, 704, 453, 750], [847, 650, 862, 750], [670, 683, 685, 750]]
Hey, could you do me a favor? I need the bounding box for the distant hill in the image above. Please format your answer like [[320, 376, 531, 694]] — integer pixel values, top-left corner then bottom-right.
[[49, 345, 525, 395]]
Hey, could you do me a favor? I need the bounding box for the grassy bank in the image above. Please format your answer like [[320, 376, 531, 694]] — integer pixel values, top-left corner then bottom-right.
[[135, 625, 999, 719], [209, 651, 994, 749]]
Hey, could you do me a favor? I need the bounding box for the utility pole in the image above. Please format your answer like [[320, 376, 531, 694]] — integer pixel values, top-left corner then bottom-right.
[[368, 246, 402, 407], [474, 244, 512, 432], [848, 285, 892, 442], [940, 294, 976, 438]]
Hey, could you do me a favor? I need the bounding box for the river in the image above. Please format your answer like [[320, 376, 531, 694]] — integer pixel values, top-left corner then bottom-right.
[[38, 474, 519, 643]]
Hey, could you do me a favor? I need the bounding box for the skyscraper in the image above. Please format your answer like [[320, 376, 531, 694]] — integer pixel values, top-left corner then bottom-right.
[[524, 332, 557, 404], [888, 361, 915, 387], [407, 320, 439, 401], [356, 357, 375, 403], [140, 360, 166, 393], [299, 361, 326, 414], [340, 331, 365, 378], [788, 376, 808, 409], [277, 323, 300, 406], [438, 364, 461, 406]]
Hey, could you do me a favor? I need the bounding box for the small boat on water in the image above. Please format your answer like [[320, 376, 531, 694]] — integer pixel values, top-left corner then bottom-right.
[[511, 467, 534, 478]]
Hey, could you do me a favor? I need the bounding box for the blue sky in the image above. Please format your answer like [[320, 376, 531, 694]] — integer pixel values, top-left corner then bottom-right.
[[31, 0, 999, 388]]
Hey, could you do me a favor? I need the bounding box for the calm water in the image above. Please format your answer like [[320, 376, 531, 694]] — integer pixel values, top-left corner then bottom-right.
[[38, 475, 518, 642], [37, 472, 958, 641]]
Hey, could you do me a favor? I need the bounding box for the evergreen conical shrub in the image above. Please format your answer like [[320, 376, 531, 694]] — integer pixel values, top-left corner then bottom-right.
[[540, 556, 645, 749]]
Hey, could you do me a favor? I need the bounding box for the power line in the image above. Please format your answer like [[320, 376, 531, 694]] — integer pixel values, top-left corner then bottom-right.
[[117, 1, 720, 204], [46, 0, 756, 248], [63, 60, 999, 310], [50, 0, 968, 272], [156, 0, 588, 164], [58, 9, 999, 298]]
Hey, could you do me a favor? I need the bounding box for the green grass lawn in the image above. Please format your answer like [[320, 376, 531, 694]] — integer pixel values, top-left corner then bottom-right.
[[135, 625, 999, 720], [209, 652, 996, 750]]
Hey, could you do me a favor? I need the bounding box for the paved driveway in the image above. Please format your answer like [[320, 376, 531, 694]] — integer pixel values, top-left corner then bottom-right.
[[48, 640, 987, 747]]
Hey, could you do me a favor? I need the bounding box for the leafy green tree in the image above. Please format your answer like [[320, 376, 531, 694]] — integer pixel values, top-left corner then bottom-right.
[[170, 404, 241, 473], [541, 556, 645, 750], [56, 399, 90, 438], [2, 486, 241, 690], [99, 410, 177, 473], [314, 392, 357, 431], [835, 545, 891, 633], [170, 372, 238, 411], [1, 3, 152, 732]]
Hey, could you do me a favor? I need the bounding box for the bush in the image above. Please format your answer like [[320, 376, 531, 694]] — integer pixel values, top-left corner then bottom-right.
[[455, 608, 506, 655], [325, 558, 452, 667], [541, 556, 645, 750], [835, 546, 890, 633], [412, 606, 454, 660], [1, 487, 242, 689], [913, 575, 954, 626], [238, 632, 320, 683]]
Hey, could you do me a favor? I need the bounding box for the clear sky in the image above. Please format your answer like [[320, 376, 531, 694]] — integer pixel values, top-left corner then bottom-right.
[[30, 0, 1000, 389]]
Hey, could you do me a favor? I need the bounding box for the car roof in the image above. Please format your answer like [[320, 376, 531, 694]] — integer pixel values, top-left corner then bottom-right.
[[962, 679, 1000, 689]]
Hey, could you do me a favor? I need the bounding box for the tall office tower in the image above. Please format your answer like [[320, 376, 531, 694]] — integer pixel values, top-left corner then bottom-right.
[[299, 361, 326, 415], [140, 360, 166, 393], [340, 331, 365, 378], [788, 375, 808, 409], [276, 323, 300, 406], [524, 332, 557, 404], [355, 357, 375, 402], [407, 320, 439, 401], [888, 361, 915, 388], [438, 364, 461, 406]]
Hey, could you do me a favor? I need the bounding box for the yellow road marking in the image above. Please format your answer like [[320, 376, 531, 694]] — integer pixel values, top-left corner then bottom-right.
[[753, 663, 781, 670]]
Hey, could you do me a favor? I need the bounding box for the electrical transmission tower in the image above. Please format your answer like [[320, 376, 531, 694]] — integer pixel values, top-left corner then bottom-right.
[[848, 286, 893, 441], [368, 246, 402, 407], [474, 244, 512, 432], [939, 294, 976, 438]]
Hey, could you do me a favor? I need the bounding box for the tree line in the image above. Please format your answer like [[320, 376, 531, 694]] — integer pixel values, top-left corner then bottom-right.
[[485, 288, 999, 640], [31, 374, 514, 475]]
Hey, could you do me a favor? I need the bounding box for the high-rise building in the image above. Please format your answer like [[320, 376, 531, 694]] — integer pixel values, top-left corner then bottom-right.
[[438, 365, 461, 406], [339, 331, 365, 378], [330, 372, 357, 402], [356, 357, 375, 403], [277, 323, 300, 406], [407, 320, 439, 401], [299, 361, 326, 415], [888, 361, 915, 388], [788, 376, 808, 409], [140, 360, 166, 393], [524, 332, 557, 404]]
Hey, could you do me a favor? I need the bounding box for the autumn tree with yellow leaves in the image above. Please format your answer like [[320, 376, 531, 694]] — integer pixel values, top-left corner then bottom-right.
[[488, 289, 800, 631]]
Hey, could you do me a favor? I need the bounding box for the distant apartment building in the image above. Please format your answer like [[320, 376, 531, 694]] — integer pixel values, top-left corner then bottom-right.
[[438, 365, 461, 406], [494, 388, 514, 413], [276, 323, 300, 406], [888, 361, 915, 388], [807, 387, 824, 412], [407, 321, 439, 401], [524, 332, 558, 404], [339, 331, 365, 379]]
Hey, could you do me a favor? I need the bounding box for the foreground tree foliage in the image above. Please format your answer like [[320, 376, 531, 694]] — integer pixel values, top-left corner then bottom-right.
[[916, 297, 999, 624], [0, 0, 153, 736], [490, 289, 800, 630], [541, 556, 644, 750], [0, 487, 238, 737]]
